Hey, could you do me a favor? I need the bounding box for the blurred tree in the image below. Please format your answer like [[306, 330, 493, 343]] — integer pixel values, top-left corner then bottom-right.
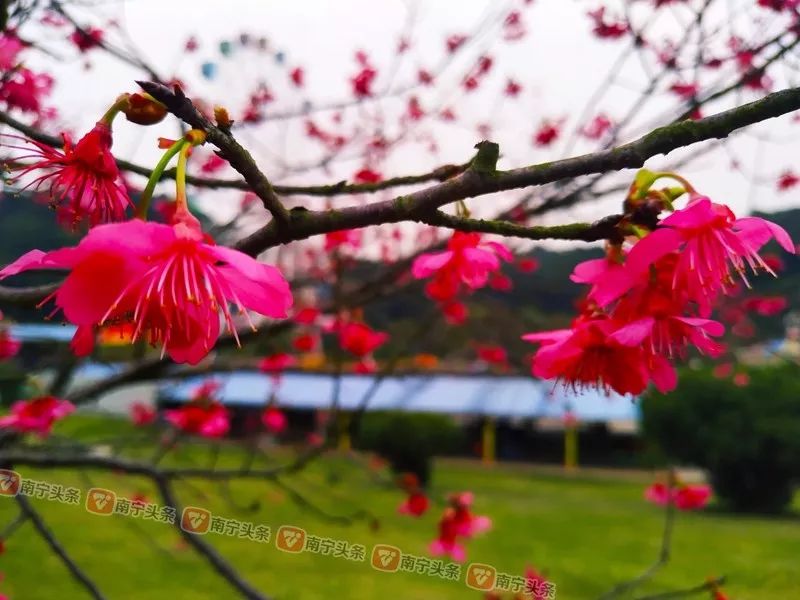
[[642, 364, 800, 513]]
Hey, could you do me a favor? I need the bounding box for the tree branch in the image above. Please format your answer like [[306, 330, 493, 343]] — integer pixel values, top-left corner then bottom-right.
[[136, 81, 291, 227], [0, 108, 468, 197], [0, 282, 59, 305], [418, 211, 623, 242], [633, 577, 727, 600], [152, 475, 271, 600], [597, 470, 676, 600], [233, 85, 800, 255], [15, 493, 107, 600]]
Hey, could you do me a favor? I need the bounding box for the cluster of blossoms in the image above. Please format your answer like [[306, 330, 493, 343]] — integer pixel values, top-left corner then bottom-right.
[[0, 32, 54, 120], [0, 395, 75, 437], [0, 311, 20, 361], [396, 472, 430, 517], [137, 379, 289, 439], [412, 231, 514, 324], [163, 380, 230, 437], [0, 93, 293, 365], [428, 491, 492, 562], [645, 480, 712, 511], [524, 170, 794, 396], [259, 306, 389, 376], [395, 476, 491, 562]]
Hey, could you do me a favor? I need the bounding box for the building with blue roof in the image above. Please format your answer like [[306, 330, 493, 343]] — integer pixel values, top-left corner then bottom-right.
[[157, 371, 641, 466], [158, 371, 639, 424]]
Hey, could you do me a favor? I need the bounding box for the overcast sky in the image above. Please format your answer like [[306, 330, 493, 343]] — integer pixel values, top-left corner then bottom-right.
[[19, 0, 800, 251]]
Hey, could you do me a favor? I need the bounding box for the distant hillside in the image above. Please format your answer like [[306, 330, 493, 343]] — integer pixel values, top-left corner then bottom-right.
[[2, 194, 798, 362], [0, 192, 212, 321]]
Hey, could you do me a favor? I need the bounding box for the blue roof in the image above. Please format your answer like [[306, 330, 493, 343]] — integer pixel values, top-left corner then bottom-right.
[[158, 372, 639, 423], [9, 323, 76, 342]]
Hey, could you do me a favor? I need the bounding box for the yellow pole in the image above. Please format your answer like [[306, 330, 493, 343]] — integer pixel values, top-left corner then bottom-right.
[[482, 417, 496, 464], [564, 424, 578, 470], [338, 413, 351, 452]]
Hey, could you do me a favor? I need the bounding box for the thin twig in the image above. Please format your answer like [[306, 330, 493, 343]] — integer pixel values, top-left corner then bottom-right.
[[15, 493, 107, 600], [152, 475, 270, 600], [633, 576, 727, 600], [596, 469, 676, 600]]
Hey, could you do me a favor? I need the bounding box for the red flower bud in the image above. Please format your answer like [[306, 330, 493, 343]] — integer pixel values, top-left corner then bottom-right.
[[122, 93, 167, 125]]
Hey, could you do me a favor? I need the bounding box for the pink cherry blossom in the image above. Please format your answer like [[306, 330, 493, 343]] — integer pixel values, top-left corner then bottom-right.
[[412, 232, 512, 301], [0, 396, 75, 437], [476, 344, 507, 366], [442, 300, 468, 325], [525, 565, 550, 600], [523, 316, 677, 396], [398, 491, 429, 517], [130, 402, 156, 426], [191, 380, 221, 402], [262, 405, 288, 434], [0, 214, 292, 364], [626, 196, 795, 315], [581, 113, 613, 140], [0, 68, 53, 114], [674, 485, 713, 510], [429, 508, 467, 562], [164, 402, 229, 438], [324, 229, 362, 252], [4, 122, 132, 227], [504, 78, 522, 97], [339, 322, 388, 357], [533, 120, 561, 146], [450, 491, 492, 537], [199, 153, 227, 174], [0, 329, 21, 360], [777, 170, 798, 191], [352, 168, 382, 184], [351, 66, 377, 97], [70, 27, 104, 52], [610, 254, 726, 358], [645, 482, 712, 510], [570, 251, 637, 307], [289, 67, 304, 87], [0, 34, 24, 70], [259, 353, 296, 374], [292, 333, 319, 353], [588, 7, 629, 39]]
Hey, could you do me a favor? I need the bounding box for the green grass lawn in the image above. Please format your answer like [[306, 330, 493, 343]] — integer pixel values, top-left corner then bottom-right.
[[0, 416, 798, 599]]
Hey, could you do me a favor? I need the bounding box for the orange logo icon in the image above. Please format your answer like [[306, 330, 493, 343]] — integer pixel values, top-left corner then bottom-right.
[[370, 544, 401, 572], [275, 526, 306, 553], [0, 470, 21, 496], [466, 563, 497, 591], [85, 488, 116, 515], [180, 507, 211, 534]]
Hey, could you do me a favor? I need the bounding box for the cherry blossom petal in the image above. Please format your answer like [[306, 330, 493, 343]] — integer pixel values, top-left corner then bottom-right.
[[625, 228, 683, 275], [211, 246, 293, 318], [734, 217, 795, 253]]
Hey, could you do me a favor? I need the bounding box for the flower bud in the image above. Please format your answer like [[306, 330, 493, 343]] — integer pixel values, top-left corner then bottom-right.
[[184, 129, 207, 146], [214, 105, 233, 129], [123, 93, 168, 125]]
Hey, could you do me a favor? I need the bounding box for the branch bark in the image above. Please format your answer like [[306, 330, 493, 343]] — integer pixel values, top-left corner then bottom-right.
[[233, 85, 800, 255], [15, 493, 107, 600], [0, 282, 59, 305], [137, 81, 291, 228], [0, 108, 468, 196]]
